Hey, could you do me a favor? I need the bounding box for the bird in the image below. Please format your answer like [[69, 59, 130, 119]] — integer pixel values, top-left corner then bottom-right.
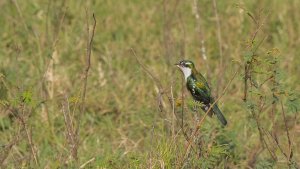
[[175, 60, 227, 126]]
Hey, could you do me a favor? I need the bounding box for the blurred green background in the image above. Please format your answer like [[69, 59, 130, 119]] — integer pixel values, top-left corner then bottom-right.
[[0, 0, 299, 168]]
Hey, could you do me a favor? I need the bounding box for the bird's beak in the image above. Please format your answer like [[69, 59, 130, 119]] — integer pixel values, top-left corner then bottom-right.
[[174, 63, 180, 67]]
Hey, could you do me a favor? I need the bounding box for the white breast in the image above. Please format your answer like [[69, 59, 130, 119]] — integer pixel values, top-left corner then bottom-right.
[[180, 67, 192, 81]]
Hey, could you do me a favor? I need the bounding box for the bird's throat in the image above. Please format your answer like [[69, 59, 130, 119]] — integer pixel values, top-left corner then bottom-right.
[[180, 67, 192, 81]]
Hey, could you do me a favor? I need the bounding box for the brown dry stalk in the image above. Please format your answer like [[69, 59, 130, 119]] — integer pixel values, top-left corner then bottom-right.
[[62, 96, 77, 161], [249, 94, 278, 161], [280, 101, 293, 162], [171, 85, 176, 137], [0, 121, 24, 167], [73, 11, 96, 162], [81, 12, 96, 121], [243, 10, 269, 102], [243, 64, 249, 101], [19, 104, 39, 166]]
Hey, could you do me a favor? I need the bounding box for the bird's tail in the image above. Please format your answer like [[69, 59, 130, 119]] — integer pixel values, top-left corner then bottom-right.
[[212, 104, 227, 126]]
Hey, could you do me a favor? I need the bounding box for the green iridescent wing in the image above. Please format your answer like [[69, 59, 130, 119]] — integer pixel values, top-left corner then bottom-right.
[[187, 77, 211, 104], [195, 72, 211, 91], [194, 72, 227, 125], [195, 72, 212, 98]]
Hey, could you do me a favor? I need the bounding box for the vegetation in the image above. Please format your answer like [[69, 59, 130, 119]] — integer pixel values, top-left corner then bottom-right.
[[0, 0, 299, 168]]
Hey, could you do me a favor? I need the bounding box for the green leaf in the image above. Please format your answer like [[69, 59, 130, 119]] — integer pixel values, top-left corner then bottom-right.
[[243, 51, 254, 63], [21, 90, 32, 104]]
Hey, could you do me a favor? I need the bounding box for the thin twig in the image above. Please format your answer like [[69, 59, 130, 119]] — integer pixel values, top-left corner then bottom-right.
[[131, 48, 173, 107], [249, 94, 277, 161], [243, 64, 249, 101], [0, 122, 24, 167], [181, 77, 185, 133], [280, 101, 293, 162], [79, 11, 96, 126], [171, 85, 176, 137], [74, 11, 96, 161], [19, 103, 39, 166], [243, 10, 269, 102], [259, 75, 274, 88]]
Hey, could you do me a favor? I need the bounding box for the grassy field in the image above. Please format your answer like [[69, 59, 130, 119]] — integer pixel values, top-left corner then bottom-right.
[[0, 0, 300, 168]]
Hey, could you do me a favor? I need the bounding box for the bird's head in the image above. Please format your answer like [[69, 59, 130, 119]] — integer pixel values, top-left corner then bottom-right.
[[175, 60, 195, 80]]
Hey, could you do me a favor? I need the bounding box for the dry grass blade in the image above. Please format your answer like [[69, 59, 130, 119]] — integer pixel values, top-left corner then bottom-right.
[[62, 95, 77, 162], [79, 157, 95, 169]]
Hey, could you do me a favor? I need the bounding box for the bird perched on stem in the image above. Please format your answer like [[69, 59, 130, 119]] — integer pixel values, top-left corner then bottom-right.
[[175, 60, 227, 126]]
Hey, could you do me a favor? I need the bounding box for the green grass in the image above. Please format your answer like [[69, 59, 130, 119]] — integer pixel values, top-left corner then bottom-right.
[[0, 0, 299, 168]]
